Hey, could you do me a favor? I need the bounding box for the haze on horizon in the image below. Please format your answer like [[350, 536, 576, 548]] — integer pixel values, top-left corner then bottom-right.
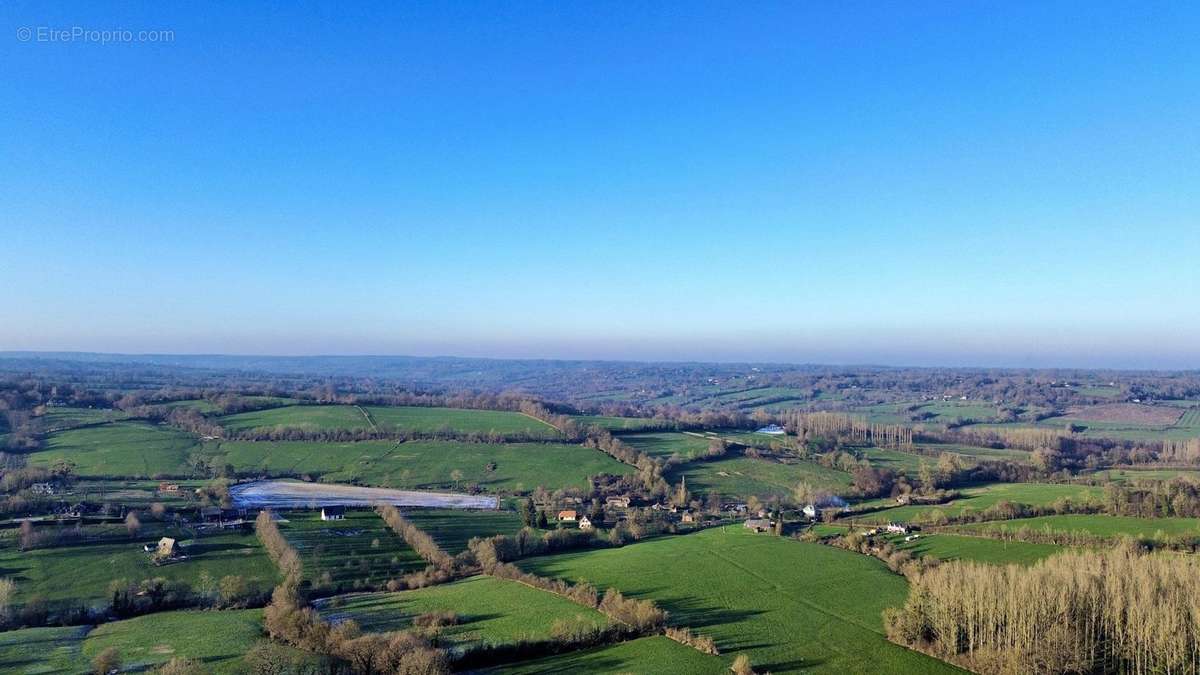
[[2, 3, 1197, 370]]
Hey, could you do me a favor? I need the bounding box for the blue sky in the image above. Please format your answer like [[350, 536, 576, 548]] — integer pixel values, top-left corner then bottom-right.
[[1, 2, 1197, 368]]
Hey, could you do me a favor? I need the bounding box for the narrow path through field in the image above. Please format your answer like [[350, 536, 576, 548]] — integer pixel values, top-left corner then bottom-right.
[[518, 412, 561, 434], [355, 405, 379, 432]]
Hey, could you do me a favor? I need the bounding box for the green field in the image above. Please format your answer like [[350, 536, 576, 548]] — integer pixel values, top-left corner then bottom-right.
[[38, 407, 127, 431], [570, 415, 673, 432], [0, 625, 89, 674], [219, 404, 561, 437], [205, 439, 632, 492], [320, 575, 609, 647], [914, 442, 1031, 463], [82, 609, 266, 674], [665, 456, 851, 500], [519, 527, 961, 674], [401, 508, 526, 554], [861, 447, 927, 473], [912, 400, 1001, 422], [161, 399, 221, 414], [856, 482, 1102, 524], [489, 635, 725, 674], [953, 514, 1200, 540], [280, 510, 424, 590], [1094, 468, 1200, 483], [30, 422, 202, 478], [891, 532, 1060, 565], [0, 528, 277, 606], [218, 405, 370, 432], [621, 432, 715, 460]]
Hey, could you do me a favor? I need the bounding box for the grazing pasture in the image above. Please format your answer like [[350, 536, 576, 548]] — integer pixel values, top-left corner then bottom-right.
[[400, 508, 525, 554], [665, 456, 851, 500], [1059, 403, 1182, 426], [620, 432, 714, 460], [488, 635, 725, 674], [914, 442, 1031, 463], [280, 510, 424, 590], [82, 609, 266, 674], [0, 528, 276, 606], [0, 625, 89, 674], [38, 407, 126, 431], [892, 532, 1060, 565], [570, 415, 672, 432], [318, 575, 610, 646], [520, 527, 961, 674], [219, 405, 367, 432], [29, 422, 201, 478], [853, 482, 1102, 524], [1093, 467, 1200, 483], [366, 406, 561, 437], [912, 400, 1001, 422], [210, 439, 631, 492], [953, 514, 1200, 540], [219, 404, 561, 437]]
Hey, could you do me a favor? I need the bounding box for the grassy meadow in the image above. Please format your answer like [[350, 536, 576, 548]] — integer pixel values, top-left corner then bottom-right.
[[0, 528, 276, 606], [320, 576, 610, 646], [38, 407, 127, 431], [218, 404, 561, 437], [952, 514, 1200, 540], [0, 625, 89, 674], [856, 482, 1103, 523], [280, 510, 424, 590], [665, 456, 851, 500], [621, 432, 715, 460], [519, 527, 961, 674], [487, 635, 726, 674], [400, 508, 525, 554], [205, 439, 632, 492], [82, 609, 266, 674], [891, 532, 1060, 565], [30, 422, 201, 478]]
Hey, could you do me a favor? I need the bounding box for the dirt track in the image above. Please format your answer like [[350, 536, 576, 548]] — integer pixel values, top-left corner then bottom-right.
[[229, 480, 498, 509]]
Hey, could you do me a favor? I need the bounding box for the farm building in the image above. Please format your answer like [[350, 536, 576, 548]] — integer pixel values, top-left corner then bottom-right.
[[29, 483, 56, 495], [755, 424, 786, 435], [155, 537, 181, 559], [158, 482, 181, 494], [680, 511, 697, 523], [578, 515, 594, 531], [886, 523, 909, 534], [557, 510, 578, 522], [744, 518, 773, 533], [320, 506, 346, 521], [605, 495, 631, 509]]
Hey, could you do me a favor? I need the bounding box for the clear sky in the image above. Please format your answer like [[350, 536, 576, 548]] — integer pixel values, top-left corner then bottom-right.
[[1, 2, 1197, 368]]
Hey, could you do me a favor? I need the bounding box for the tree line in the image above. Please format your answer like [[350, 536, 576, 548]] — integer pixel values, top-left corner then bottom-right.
[[885, 544, 1200, 674]]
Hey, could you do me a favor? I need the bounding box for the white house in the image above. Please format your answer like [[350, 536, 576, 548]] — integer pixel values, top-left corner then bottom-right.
[[320, 506, 346, 521], [755, 424, 786, 435], [885, 523, 908, 534]]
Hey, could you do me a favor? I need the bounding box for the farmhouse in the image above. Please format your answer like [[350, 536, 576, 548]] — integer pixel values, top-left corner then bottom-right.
[[680, 511, 697, 523], [158, 482, 181, 494], [557, 510, 578, 522], [155, 537, 181, 559], [29, 483, 56, 495], [886, 523, 909, 534], [578, 515, 594, 531], [755, 424, 786, 435], [744, 518, 773, 533], [802, 504, 817, 519], [320, 505, 346, 521]]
